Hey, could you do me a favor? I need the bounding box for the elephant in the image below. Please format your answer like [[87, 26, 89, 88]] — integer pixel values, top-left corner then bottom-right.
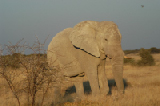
[[47, 21, 124, 100]]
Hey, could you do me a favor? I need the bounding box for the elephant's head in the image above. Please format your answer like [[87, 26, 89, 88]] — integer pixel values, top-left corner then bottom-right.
[[69, 21, 124, 59], [69, 21, 124, 91]]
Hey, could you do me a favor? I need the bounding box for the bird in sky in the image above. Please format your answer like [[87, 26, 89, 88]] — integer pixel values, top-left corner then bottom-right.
[[141, 5, 144, 8]]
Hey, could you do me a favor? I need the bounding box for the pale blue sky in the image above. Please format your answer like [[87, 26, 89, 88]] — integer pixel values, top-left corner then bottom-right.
[[0, 0, 160, 52]]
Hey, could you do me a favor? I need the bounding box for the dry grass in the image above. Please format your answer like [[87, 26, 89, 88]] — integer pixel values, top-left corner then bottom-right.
[[0, 53, 160, 106]]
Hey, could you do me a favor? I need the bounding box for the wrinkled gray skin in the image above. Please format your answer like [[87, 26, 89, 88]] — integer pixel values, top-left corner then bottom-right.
[[47, 21, 124, 99]]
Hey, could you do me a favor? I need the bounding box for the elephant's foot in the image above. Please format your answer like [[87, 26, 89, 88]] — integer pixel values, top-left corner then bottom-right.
[[83, 94, 107, 102], [111, 90, 124, 101], [74, 90, 85, 102], [116, 90, 124, 99], [74, 94, 85, 102], [100, 86, 109, 95], [52, 92, 64, 105], [73, 90, 85, 102]]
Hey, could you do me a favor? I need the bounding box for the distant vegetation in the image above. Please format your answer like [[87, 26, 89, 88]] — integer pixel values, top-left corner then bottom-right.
[[0, 53, 21, 69], [124, 47, 160, 54], [0, 53, 47, 69], [124, 49, 140, 54], [124, 48, 157, 66], [150, 47, 160, 54]]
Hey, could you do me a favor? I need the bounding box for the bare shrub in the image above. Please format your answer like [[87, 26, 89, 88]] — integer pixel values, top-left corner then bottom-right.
[[0, 36, 59, 106], [0, 39, 26, 106], [20, 36, 55, 106]]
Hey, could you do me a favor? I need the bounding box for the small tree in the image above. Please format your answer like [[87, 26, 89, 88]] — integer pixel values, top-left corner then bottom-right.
[[0, 36, 58, 106], [137, 48, 155, 66]]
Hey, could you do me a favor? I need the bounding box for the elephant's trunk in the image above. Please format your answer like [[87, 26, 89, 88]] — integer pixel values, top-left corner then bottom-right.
[[110, 47, 124, 92]]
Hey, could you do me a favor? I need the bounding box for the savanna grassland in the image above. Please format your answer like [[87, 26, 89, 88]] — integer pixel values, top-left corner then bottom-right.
[[0, 53, 160, 106]]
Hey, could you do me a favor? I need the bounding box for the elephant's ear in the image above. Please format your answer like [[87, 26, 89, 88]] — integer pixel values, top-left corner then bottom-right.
[[69, 21, 100, 57]]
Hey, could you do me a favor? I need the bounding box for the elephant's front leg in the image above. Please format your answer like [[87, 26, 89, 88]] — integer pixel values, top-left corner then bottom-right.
[[86, 67, 100, 96], [98, 59, 109, 95]]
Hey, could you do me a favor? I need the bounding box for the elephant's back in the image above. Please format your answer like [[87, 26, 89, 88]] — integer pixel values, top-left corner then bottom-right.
[[47, 28, 73, 67], [47, 28, 80, 74], [49, 28, 73, 47]]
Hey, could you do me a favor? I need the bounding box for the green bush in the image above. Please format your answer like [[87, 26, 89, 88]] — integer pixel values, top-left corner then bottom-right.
[[124, 58, 136, 65], [0, 53, 22, 69], [137, 48, 155, 66], [10, 53, 22, 69], [150, 47, 160, 54]]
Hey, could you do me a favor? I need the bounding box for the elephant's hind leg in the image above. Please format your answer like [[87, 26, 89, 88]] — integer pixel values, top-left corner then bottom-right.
[[74, 80, 84, 100]]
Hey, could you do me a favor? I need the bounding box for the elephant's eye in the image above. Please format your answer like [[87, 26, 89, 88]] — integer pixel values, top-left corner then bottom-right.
[[105, 39, 108, 41]]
